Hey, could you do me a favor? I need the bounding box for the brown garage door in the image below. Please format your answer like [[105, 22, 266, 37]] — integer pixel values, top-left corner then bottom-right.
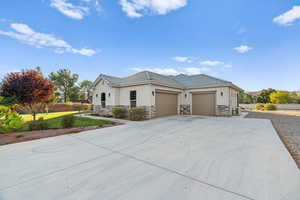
[[155, 92, 178, 117], [192, 93, 216, 116]]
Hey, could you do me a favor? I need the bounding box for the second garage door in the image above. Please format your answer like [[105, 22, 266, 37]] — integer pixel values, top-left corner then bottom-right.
[[155, 91, 178, 117], [192, 92, 216, 116]]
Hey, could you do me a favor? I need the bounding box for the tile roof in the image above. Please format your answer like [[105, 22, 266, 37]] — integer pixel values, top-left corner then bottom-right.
[[94, 71, 238, 89]]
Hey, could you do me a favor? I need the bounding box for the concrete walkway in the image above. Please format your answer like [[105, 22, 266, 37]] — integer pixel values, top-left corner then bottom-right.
[[0, 116, 299, 200]]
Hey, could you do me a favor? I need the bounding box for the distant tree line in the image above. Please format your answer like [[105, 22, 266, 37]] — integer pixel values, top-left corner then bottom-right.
[[239, 88, 300, 104]]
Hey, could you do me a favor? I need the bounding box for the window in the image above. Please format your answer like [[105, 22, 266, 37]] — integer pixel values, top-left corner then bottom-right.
[[101, 93, 106, 108], [130, 90, 137, 108]]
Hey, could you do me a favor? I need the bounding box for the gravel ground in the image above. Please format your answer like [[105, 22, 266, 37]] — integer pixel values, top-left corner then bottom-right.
[[246, 111, 300, 168]]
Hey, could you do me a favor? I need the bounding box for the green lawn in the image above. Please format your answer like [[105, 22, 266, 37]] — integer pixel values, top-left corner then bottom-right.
[[45, 116, 110, 129], [21, 111, 80, 122], [18, 111, 111, 132]]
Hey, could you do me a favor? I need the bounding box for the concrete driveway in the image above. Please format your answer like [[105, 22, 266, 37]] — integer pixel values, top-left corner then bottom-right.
[[0, 116, 300, 200]]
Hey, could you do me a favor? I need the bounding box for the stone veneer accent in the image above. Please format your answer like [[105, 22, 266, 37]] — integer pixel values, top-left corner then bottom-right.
[[93, 105, 155, 119], [216, 105, 231, 116], [94, 104, 239, 119]]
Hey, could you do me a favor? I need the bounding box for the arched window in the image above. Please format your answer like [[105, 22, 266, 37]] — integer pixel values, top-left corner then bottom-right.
[[101, 93, 106, 108]]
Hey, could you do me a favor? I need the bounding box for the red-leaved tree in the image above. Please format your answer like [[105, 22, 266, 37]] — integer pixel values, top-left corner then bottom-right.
[[1, 70, 56, 120]]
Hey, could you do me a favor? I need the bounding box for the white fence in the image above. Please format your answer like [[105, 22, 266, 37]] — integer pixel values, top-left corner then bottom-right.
[[240, 104, 300, 110]]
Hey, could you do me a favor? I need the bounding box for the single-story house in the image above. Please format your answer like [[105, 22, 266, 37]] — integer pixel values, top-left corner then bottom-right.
[[92, 71, 240, 118]]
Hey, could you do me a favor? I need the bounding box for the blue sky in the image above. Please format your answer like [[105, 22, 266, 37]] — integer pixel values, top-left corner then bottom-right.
[[0, 0, 300, 91]]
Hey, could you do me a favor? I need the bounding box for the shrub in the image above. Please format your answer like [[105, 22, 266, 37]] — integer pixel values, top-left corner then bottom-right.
[[28, 118, 49, 131], [0, 106, 23, 133], [264, 104, 277, 111], [255, 103, 265, 110], [16, 134, 24, 138], [112, 107, 127, 119], [61, 115, 75, 128], [129, 107, 145, 121]]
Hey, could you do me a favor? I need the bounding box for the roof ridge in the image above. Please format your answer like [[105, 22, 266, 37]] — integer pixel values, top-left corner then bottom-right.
[[146, 71, 183, 86], [122, 71, 147, 80], [199, 74, 231, 83], [101, 74, 121, 79]]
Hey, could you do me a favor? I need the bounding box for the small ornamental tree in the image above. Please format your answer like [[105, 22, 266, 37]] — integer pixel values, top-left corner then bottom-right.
[[270, 91, 292, 104], [1, 70, 56, 120]]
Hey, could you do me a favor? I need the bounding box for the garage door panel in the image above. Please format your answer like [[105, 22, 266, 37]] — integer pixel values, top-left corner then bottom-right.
[[156, 92, 178, 117], [192, 93, 216, 116]]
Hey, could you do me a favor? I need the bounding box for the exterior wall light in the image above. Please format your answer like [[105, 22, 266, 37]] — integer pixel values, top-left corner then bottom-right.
[[152, 91, 155, 96], [185, 94, 187, 98], [221, 92, 223, 96]]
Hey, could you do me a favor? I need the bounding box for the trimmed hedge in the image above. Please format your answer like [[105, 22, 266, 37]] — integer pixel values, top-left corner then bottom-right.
[[255, 104, 265, 110], [61, 115, 75, 128], [112, 107, 127, 119], [28, 118, 49, 131], [264, 104, 277, 111], [255, 103, 277, 111], [129, 107, 145, 121]]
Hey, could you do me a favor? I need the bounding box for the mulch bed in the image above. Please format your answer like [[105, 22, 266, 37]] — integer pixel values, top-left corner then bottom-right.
[[0, 122, 121, 146], [246, 111, 300, 168]]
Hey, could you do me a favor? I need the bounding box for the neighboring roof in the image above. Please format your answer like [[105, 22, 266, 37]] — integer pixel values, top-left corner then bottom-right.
[[93, 71, 240, 90]]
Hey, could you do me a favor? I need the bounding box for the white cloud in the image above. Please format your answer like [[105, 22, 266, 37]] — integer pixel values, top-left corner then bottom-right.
[[234, 45, 252, 53], [173, 56, 192, 63], [50, 0, 90, 20], [200, 60, 223, 66], [131, 66, 209, 75], [70, 48, 97, 56], [184, 67, 209, 75], [0, 23, 97, 56], [119, 0, 187, 18], [273, 6, 300, 26]]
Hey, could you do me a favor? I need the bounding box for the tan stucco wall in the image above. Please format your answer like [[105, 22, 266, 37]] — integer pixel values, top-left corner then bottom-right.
[[229, 87, 239, 110], [93, 81, 153, 107], [119, 85, 152, 106], [93, 79, 117, 106]]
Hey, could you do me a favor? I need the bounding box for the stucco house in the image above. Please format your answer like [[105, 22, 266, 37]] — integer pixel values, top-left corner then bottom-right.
[[92, 71, 240, 118]]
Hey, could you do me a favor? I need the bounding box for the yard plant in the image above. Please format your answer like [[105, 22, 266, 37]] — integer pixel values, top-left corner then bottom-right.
[[264, 104, 277, 111], [129, 107, 145, 121], [112, 107, 127, 119]]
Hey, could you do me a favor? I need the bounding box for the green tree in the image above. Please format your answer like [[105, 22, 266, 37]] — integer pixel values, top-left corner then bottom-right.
[[79, 80, 93, 100], [69, 86, 81, 102], [239, 90, 254, 104], [270, 91, 292, 104], [49, 69, 79, 103], [256, 88, 276, 103], [35, 66, 43, 76], [293, 91, 300, 104]]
